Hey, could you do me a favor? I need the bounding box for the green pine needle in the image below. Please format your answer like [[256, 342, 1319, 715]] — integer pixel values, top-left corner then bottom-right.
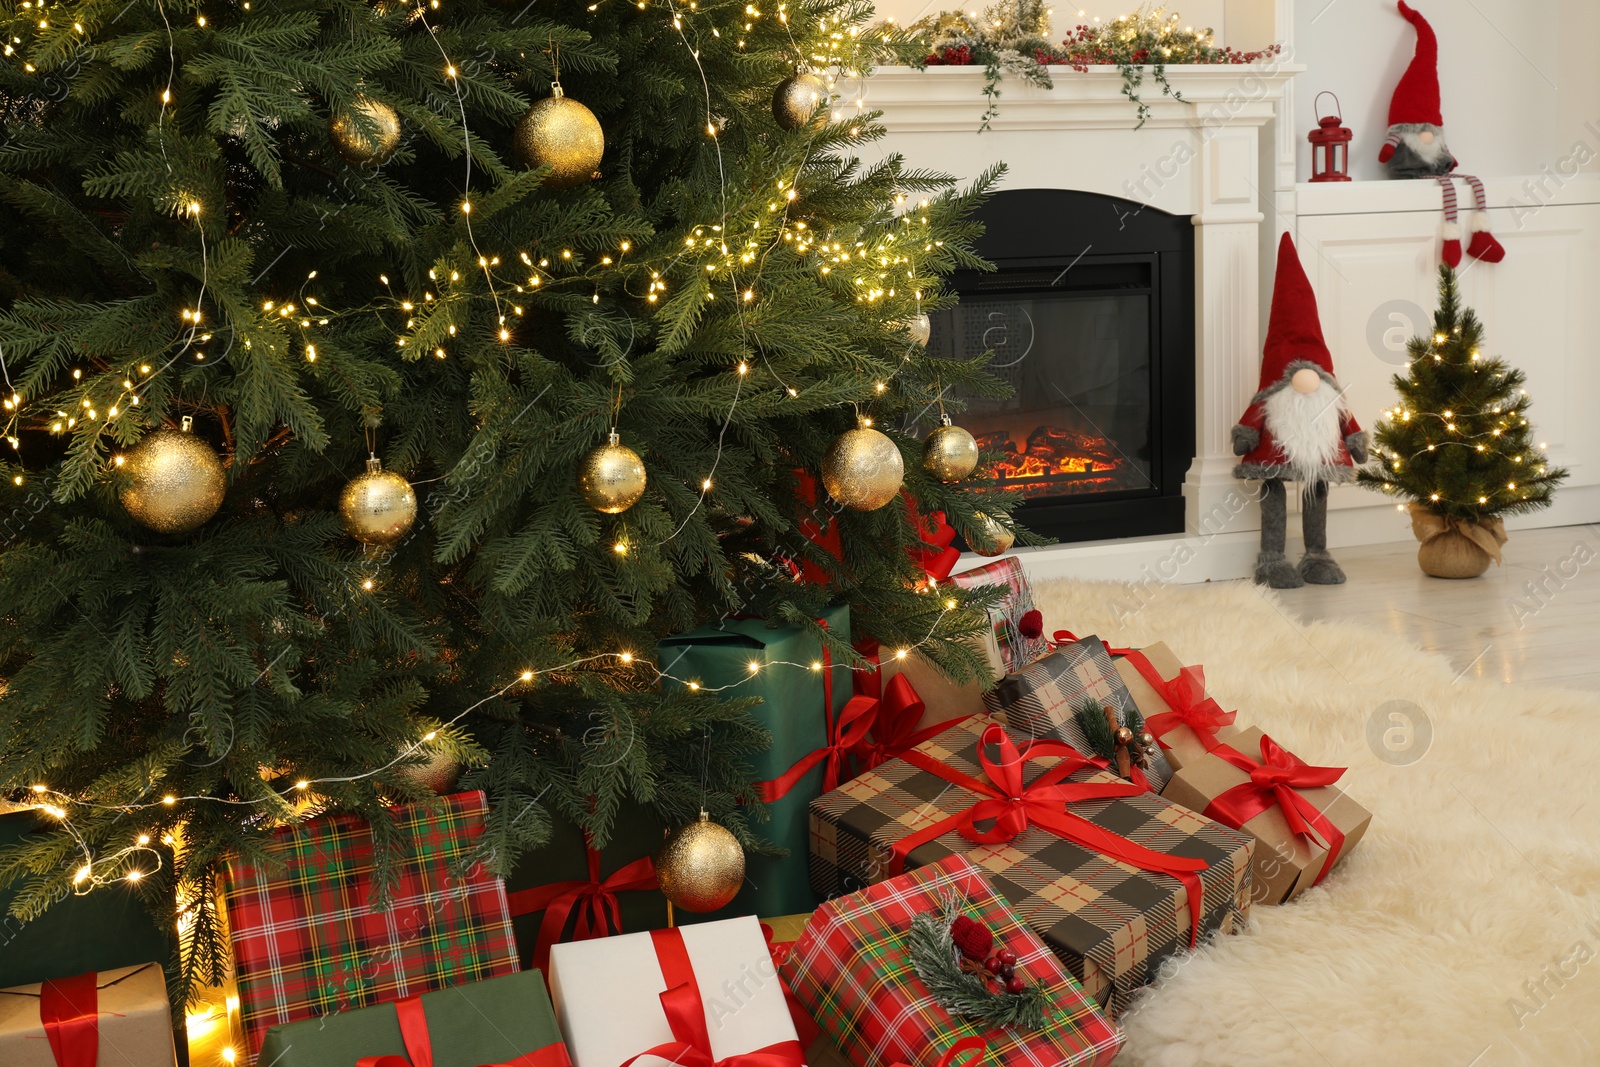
[[908, 906, 1051, 1032]]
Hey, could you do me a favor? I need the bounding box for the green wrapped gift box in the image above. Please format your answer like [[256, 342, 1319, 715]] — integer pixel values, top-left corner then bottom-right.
[[256, 969, 568, 1067], [657, 604, 851, 917]]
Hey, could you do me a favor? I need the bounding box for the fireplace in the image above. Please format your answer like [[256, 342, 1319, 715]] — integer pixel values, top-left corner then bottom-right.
[[928, 189, 1195, 544]]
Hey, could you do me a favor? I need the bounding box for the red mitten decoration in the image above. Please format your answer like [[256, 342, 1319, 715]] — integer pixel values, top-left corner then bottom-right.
[[950, 916, 994, 962]]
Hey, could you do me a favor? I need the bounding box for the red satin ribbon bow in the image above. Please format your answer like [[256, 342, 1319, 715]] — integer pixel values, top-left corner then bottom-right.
[[890, 1035, 988, 1067], [620, 929, 807, 1067], [1119, 651, 1237, 755], [508, 843, 659, 972], [40, 972, 100, 1067], [894, 724, 1210, 946], [357, 995, 573, 1067], [845, 638, 965, 771], [1203, 733, 1348, 885], [906, 500, 961, 585]]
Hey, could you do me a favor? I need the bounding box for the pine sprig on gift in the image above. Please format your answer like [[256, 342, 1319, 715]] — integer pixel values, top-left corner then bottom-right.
[[1073, 697, 1118, 762], [908, 904, 1051, 1031]]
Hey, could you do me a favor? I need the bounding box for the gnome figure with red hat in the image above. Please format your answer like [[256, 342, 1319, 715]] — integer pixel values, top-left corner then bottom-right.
[[1234, 234, 1368, 588], [1379, 1, 1505, 267]]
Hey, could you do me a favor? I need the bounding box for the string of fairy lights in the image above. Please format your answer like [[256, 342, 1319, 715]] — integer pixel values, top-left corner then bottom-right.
[[1373, 328, 1552, 511], [1, 0, 971, 898]]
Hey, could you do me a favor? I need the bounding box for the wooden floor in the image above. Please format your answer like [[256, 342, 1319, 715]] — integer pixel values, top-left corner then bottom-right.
[[1258, 523, 1600, 692]]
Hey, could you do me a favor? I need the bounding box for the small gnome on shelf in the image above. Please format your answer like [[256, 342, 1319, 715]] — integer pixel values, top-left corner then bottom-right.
[[1378, 1, 1505, 268], [1234, 234, 1367, 589]]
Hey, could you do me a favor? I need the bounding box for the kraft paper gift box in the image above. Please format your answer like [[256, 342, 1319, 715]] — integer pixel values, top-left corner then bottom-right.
[[1112, 642, 1239, 772], [219, 790, 520, 1063], [256, 969, 569, 1067], [876, 650, 986, 731], [1162, 726, 1372, 906], [547, 915, 803, 1067], [983, 636, 1174, 793], [657, 605, 852, 917], [808, 716, 1253, 1016], [781, 853, 1122, 1067], [947, 557, 1052, 678], [0, 963, 177, 1067]]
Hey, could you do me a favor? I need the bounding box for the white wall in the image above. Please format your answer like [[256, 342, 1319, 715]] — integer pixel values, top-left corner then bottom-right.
[[1290, 0, 1600, 184]]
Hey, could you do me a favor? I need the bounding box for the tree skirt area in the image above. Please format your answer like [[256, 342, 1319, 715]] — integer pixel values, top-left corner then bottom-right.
[[1028, 577, 1600, 1067]]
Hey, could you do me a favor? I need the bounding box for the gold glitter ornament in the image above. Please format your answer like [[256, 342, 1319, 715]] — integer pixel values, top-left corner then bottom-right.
[[514, 83, 604, 188], [340, 456, 417, 545], [329, 95, 401, 166], [971, 512, 1015, 557], [656, 811, 745, 913], [392, 745, 461, 795], [821, 417, 903, 511], [771, 72, 828, 131], [922, 416, 979, 483], [118, 417, 227, 534], [578, 431, 647, 514], [906, 313, 932, 347]]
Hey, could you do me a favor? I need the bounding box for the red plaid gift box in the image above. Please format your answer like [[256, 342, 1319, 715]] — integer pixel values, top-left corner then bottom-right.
[[781, 853, 1122, 1067], [949, 557, 1051, 677], [220, 791, 519, 1063]]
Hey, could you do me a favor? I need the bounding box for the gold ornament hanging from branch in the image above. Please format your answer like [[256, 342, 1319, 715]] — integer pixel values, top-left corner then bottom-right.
[[515, 82, 604, 188], [118, 416, 227, 534], [656, 811, 745, 913], [905, 313, 932, 347], [771, 71, 828, 131], [329, 95, 401, 166], [922, 415, 979, 483], [822, 416, 904, 511], [579, 431, 647, 514], [970, 512, 1015, 557], [340, 455, 417, 545]]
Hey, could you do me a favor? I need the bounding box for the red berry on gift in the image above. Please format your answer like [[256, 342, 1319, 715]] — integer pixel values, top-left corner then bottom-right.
[[984, 956, 1002, 974], [951, 916, 995, 962], [1018, 610, 1044, 640], [997, 949, 1017, 967], [1005, 976, 1025, 995], [999, 965, 1014, 981]]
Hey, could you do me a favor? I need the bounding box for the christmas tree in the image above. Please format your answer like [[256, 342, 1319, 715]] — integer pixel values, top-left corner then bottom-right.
[[1361, 266, 1566, 522], [0, 0, 1015, 995]]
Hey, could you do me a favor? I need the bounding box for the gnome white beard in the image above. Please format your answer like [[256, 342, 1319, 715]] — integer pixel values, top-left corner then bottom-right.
[[1395, 124, 1450, 166], [1264, 378, 1347, 483]]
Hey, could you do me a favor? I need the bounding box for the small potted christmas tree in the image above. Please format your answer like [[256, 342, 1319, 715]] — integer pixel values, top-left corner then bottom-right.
[[1360, 267, 1567, 577]]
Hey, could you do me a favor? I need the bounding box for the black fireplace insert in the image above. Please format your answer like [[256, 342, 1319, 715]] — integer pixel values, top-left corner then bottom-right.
[[928, 188, 1196, 544]]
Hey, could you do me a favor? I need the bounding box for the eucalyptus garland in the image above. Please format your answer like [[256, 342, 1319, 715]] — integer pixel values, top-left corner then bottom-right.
[[908, 906, 1051, 1031]]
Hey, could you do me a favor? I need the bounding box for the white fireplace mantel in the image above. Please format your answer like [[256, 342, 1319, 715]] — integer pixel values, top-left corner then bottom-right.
[[862, 63, 1303, 578]]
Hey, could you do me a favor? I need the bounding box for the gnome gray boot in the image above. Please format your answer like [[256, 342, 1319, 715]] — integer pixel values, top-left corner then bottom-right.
[[1254, 479, 1304, 589], [1298, 480, 1347, 585]]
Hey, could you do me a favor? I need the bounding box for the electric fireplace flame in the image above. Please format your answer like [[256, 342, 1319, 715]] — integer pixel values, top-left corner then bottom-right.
[[976, 426, 1144, 498]]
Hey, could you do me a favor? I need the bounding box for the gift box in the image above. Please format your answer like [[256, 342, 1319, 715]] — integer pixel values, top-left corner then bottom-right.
[[809, 717, 1253, 1015], [219, 791, 519, 1062], [948, 557, 1051, 677], [256, 969, 569, 1067], [1163, 726, 1372, 905], [983, 636, 1173, 793], [657, 605, 852, 916], [0, 963, 177, 1067], [782, 853, 1122, 1067], [1113, 642, 1238, 772], [547, 914, 803, 1067], [876, 650, 985, 732]]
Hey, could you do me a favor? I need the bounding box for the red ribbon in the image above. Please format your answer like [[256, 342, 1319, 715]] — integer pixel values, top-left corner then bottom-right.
[[508, 842, 659, 972], [847, 638, 966, 771], [1202, 733, 1348, 885], [892, 724, 1209, 946], [890, 1035, 988, 1067], [358, 996, 573, 1067], [906, 499, 961, 585], [1119, 650, 1236, 755], [40, 972, 99, 1067], [619, 929, 807, 1067], [1050, 630, 1135, 658]]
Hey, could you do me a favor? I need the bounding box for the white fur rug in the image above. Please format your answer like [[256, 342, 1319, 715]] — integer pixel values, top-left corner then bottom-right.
[[1029, 578, 1600, 1067]]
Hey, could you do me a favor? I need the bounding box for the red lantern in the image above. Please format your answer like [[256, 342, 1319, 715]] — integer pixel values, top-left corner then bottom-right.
[[1308, 91, 1353, 183]]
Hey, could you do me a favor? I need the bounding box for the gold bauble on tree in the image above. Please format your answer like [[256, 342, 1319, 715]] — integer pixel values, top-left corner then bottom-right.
[[340, 456, 417, 545], [514, 83, 604, 188], [970, 512, 1015, 557], [392, 745, 461, 795], [822, 417, 904, 511], [656, 811, 745, 913], [578, 431, 647, 514], [905, 313, 932, 347], [118, 417, 227, 534], [329, 95, 401, 166], [771, 71, 828, 131], [922, 416, 979, 483]]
